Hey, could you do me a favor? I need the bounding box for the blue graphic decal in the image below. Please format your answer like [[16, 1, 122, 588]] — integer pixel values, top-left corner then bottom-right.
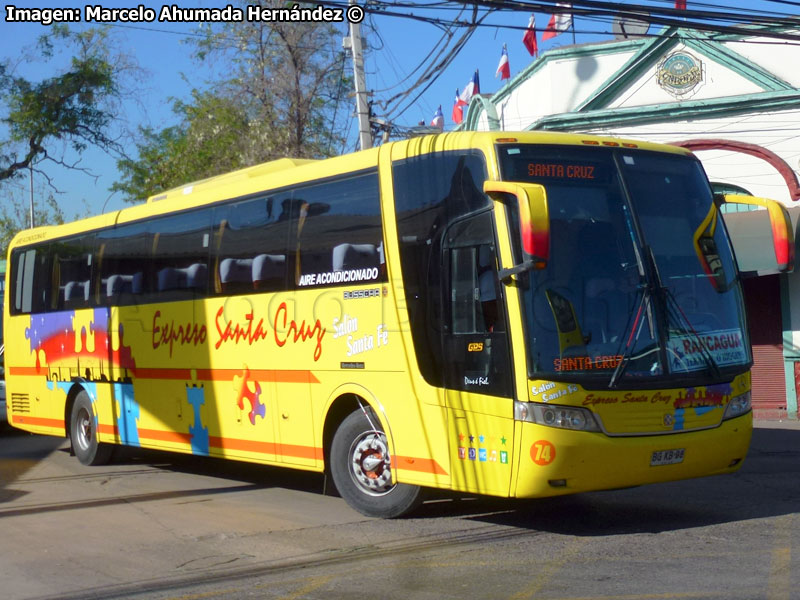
[[673, 407, 685, 431], [26, 312, 76, 353], [47, 380, 75, 396], [114, 383, 140, 447], [187, 386, 210, 456]]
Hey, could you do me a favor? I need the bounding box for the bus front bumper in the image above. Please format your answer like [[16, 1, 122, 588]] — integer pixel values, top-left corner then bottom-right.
[[513, 412, 752, 498]]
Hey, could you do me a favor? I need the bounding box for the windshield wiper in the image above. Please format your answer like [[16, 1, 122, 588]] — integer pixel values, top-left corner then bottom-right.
[[663, 287, 722, 379], [608, 279, 653, 388]]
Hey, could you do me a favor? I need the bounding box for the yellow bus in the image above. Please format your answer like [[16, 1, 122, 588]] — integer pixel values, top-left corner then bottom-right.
[[3, 132, 793, 517]]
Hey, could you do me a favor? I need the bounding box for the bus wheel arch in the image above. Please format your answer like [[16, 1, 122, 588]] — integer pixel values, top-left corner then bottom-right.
[[322, 393, 363, 476], [321, 387, 394, 475], [324, 391, 424, 518]]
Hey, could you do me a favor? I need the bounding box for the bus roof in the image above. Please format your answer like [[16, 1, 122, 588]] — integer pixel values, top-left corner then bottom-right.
[[145, 157, 319, 204]]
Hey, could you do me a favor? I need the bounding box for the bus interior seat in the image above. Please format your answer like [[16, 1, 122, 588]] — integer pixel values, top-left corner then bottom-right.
[[185, 263, 207, 289], [158, 263, 208, 292], [64, 280, 90, 303], [106, 273, 143, 298], [332, 243, 378, 271], [252, 254, 285, 287], [220, 258, 253, 286]]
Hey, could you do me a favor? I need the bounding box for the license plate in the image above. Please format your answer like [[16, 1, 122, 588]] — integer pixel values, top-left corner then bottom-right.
[[650, 448, 685, 466]]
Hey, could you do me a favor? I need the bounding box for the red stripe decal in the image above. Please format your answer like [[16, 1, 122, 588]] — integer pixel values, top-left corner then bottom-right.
[[392, 455, 449, 476], [11, 415, 64, 429], [8, 367, 320, 384]]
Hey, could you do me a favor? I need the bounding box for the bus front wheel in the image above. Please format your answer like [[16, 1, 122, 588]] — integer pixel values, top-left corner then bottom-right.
[[70, 391, 112, 466], [330, 408, 423, 518]]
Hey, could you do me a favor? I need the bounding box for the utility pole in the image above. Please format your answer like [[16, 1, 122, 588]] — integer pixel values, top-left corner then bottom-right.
[[345, 0, 372, 150], [29, 163, 34, 229]]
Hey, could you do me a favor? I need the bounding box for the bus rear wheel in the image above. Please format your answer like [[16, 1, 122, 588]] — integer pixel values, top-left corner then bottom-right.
[[70, 391, 112, 466], [330, 408, 423, 518]]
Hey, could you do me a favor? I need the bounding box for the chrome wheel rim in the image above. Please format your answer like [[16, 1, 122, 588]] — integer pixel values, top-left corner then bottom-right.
[[348, 431, 394, 496], [75, 406, 93, 452]]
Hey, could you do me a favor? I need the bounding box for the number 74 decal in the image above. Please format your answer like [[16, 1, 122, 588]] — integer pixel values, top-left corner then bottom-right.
[[531, 440, 556, 465]]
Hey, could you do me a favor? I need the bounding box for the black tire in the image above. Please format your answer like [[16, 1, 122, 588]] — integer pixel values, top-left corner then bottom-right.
[[330, 408, 424, 518], [70, 391, 112, 466]]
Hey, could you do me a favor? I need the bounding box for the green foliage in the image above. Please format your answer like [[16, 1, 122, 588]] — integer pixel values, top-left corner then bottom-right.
[[0, 26, 122, 183], [114, 0, 350, 202], [0, 26, 129, 257], [113, 91, 253, 201]]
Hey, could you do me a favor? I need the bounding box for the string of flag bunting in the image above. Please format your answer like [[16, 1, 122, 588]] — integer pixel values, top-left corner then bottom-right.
[[431, 1, 689, 128]]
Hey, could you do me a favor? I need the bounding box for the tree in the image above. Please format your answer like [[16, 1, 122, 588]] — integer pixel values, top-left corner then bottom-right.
[[113, 90, 255, 201], [114, 0, 350, 202], [192, 0, 349, 158], [0, 191, 82, 257], [0, 26, 128, 185], [0, 26, 134, 254]]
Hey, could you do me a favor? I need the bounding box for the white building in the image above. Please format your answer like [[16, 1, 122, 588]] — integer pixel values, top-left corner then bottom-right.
[[462, 25, 800, 418]]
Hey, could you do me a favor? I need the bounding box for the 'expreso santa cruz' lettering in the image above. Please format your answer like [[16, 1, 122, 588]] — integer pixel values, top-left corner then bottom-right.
[[214, 306, 269, 349], [152, 311, 207, 357], [273, 302, 326, 361]]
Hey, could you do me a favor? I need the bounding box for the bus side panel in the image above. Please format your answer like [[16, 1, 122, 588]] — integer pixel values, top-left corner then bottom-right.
[[311, 283, 452, 489], [7, 375, 67, 436], [128, 297, 286, 465], [446, 403, 514, 496], [6, 309, 77, 436]]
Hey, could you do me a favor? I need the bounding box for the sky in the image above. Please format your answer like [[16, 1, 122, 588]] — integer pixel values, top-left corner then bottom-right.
[[2, 0, 799, 220]]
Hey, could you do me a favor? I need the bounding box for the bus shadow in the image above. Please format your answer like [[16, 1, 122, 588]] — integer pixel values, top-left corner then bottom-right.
[[104, 444, 330, 496], [100, 424, 800, 536], [7, 424, 798, 533], [424, 425, 800, 535]]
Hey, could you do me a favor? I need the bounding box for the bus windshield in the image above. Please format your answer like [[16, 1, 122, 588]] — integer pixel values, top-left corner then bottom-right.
[[498, 144, 750, 387]]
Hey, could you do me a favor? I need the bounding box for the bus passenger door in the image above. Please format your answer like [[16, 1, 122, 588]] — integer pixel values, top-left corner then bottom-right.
[[441, 212, 515, 496]]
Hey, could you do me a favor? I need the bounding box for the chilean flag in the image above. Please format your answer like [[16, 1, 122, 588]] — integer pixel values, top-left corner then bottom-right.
[[542, 3, 573, 41], [460, 70, 480, 104], [523, 14, 538, 57], [496, 44, 510, 80], [430, 105, 444, 130], [452, 89, 467, 124]]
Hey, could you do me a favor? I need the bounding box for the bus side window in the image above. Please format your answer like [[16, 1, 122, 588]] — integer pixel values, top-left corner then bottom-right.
[[11, 247, 52, 315], [392, 151, 491, 388], [147, 209, 213, 300], [97, 222, 149, 306], [291, 172, 384, 288], [213, 196, 290, 295], [442, 212, 512, 398], [449, 243, 501, 334], [54, 235, 95, 311]]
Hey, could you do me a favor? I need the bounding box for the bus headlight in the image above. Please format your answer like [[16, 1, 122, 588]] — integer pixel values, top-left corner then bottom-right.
[[723, 391, 751, 420], [515, 401, 600, 432]]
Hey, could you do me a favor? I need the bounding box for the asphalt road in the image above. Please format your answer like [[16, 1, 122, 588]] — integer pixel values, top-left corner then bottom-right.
[[1, 420, 799, 600]]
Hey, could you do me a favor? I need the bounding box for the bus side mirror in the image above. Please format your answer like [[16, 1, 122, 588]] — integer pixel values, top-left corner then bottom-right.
[[483, 181, 550, 268], [720, 194, 795, 272]]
